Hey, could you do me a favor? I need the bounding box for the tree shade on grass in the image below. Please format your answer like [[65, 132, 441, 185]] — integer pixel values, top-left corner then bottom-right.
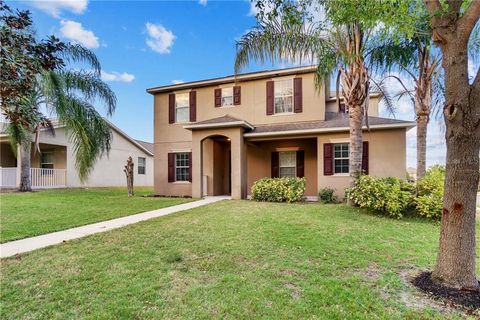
[[0, 188, 193, 243], [1, 200, 479, 319]]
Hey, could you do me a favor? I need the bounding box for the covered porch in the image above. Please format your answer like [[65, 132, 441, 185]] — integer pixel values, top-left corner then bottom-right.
[[0, 141, 67, 189]]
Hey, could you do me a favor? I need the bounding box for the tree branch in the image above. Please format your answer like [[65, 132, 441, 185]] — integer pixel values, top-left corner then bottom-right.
[[458, 0, 480, 41], [424, 0, 442, 15]]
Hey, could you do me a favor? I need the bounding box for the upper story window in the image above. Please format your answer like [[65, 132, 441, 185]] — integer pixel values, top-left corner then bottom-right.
[[274, 79, 293, 114], [279, 151, 296, 177], [334, 143, 349, 174], [138, 157, 146, 175], [215, 87, 240, 107], [175, 93, 189, 123], [221, 87, 233, 107]]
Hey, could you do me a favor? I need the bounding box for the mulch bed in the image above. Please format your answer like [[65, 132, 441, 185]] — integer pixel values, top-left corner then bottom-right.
[[412, 271, 480, 310]]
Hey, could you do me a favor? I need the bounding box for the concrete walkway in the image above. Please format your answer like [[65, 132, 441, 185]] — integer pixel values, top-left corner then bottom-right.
[[0, 196, 230, 258]]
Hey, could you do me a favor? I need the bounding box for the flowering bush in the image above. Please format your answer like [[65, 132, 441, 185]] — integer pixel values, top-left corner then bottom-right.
[[414, 166, 444, 219], [346, 175, 413, 219], [251, 177, 306, 203]]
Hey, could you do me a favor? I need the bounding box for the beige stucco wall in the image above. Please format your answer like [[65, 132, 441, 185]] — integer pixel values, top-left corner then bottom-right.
[[153, 72, 325, 145], [325, 97, 379, 116], [191, 127, 246, 199], [37, 127, 153, 187], [317, 128, 407, 198], [246, 138, 318, 196], [154, 141, 192, 196]]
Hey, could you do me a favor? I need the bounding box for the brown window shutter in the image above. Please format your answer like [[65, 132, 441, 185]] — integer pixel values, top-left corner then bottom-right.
[[168, 153, 175, 182], [214, 88, 221, 107], [189, 91, 196, 122], [271, 152, 279, 178], [168, 94, 175, 124], [296, 150, 305, 178], [339, 102, 346, 113], [233, 86, 241, 105], [362, 141, 369, 175], [188, 152, 193, 182], [323, 143, 333, 176], [266, 81, 274, 115], [293, 77, 302, 113]]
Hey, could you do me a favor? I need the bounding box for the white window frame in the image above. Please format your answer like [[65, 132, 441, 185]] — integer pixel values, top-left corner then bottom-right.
[[138, 157, 146, 175], [175, 93, 190, 123], [279, 151, 297, 178], [221, 87, 234, 107], [274, 79, 294, 114], [333, 143, 349, 175], [175, 152, 190, 182]]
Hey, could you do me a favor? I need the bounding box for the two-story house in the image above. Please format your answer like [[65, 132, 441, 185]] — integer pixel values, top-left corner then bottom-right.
[[147, 66, 414, 200]]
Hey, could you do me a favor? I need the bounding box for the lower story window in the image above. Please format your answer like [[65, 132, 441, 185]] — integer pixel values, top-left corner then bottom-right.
[[175, 153, 190, 181], [279, 151, 296, 177], [40, 151, 54, 170], [138, 157, 146, 175], [334, 143, 349, 174]]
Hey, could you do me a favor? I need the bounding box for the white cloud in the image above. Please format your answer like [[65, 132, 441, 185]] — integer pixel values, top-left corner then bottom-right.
[[171, 80, 184, 84], [60, 20, 99, 48], [145, 23, 175, 54], [101, 71, 135, 83], [199, 0, 207, 6], [27, 0, 88, 18]]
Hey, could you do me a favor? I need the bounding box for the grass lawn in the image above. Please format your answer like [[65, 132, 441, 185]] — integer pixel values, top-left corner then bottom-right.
[[0, 187, 193, 243], [1, 200, 478, 319]]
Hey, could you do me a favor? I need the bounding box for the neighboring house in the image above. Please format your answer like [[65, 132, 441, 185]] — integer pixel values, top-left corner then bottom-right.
[[147, 66, 415, 200], [0, 120, 153, 189]]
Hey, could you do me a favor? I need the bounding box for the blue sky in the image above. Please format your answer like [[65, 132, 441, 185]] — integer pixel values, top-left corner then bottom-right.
[[8, 0, 460, 168]]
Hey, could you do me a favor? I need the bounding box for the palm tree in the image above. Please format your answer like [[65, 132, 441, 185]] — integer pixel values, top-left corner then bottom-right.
[[4, 44, 116, 191], [369, 20, 442, 180], [370, 21, 479, 180], [235, 16, 389, 195]]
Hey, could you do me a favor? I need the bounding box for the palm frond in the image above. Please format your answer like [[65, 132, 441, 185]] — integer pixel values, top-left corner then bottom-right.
[[62, 43, 101, 76], [54, 93, 112, 182], [370, 78, 396, 117], [4, 122, 30, 155], [235, 18, 326, 75], [45, 70, 116, 116]]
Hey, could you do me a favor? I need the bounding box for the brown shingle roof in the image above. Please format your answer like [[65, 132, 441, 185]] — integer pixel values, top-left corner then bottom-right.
[[193, 115, 244, 125], [135, 140, 154, 154], [246, 113, 415, 136], [183, 115, 254, 130]]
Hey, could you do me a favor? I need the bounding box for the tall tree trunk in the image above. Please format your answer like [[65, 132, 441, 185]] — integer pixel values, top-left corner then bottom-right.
[[416, 114, 428, 179], [431, 39, 480, 290], [341, 58, 369, 205], [19, 141, 32, 192], [348, 104, 364, 187]]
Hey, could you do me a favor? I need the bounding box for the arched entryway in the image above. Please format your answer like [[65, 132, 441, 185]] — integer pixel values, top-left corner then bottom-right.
[[201, 135, 231, 196]]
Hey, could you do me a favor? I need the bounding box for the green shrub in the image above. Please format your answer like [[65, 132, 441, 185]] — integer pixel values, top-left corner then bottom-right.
[[251, 177, 306, 203], [414, 166, 444, 219], [346, 175, 413, 218], [318, 187, 337, 204]]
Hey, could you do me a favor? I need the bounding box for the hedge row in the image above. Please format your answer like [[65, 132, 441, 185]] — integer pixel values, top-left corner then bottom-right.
[[347, 166, 444, 219]]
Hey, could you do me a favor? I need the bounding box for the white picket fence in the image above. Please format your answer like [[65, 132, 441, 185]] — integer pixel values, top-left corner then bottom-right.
[[30, 168, 66, 188], [0, 168, 17, 188]]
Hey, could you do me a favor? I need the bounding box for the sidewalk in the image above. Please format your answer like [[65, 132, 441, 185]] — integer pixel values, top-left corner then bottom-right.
[[0, 196, 230, 258]]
